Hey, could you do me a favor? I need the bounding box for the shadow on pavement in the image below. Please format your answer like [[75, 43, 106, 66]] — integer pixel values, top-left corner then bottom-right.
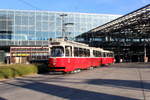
[[0, 97, 7, 100], [87, 79, 150, 91], [111, 63, 150, 69], [6, 79, 138, 100]]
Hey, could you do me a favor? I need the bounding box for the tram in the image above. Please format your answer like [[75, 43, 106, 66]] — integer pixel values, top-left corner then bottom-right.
[[48, 38, 115, 73]]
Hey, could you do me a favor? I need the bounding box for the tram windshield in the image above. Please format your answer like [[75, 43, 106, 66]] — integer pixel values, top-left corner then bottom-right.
[[51, 46, 64, 57]]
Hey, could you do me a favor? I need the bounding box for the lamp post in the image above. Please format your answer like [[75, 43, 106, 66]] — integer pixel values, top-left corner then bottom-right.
[[60, 14, 67, 38], [144, 44, 148, 62], [60, 14, 74, 39], [64, 23, 74, 39]]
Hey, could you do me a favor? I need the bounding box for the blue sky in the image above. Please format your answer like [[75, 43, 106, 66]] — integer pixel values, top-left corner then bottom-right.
[[1, 0, 150, 15]]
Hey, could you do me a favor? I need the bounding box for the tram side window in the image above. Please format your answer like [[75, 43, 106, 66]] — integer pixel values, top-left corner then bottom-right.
[[83, 49, 90, 57], [80, 48, 90, 57], [97, 51, 102, 57], [65, 46, 72, 57], [79, 48, 84, 57], [100, 52, 102, 57], [93, 50, 96, 57], [103, 53, 106, 57], [108, 53, 111, 57], [109, 53, 114, 57], [108, 53, 110, 57], [106, 53, 108, 57], [74, 48, 84, 57], [86, 49, 90, 57], [74, 47, 79, 57], [74, 47, 90, 57], [93, 50, 102, 57]]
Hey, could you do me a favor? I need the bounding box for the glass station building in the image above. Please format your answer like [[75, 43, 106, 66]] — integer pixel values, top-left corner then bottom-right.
[[0, 9, 121, 63], [0, 9, 121, 46]]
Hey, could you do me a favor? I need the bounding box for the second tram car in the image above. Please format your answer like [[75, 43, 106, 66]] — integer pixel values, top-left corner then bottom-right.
[[48, 38, 114, 72]]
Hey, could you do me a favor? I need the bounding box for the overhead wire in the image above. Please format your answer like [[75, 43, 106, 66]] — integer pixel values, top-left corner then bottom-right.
[[17, 0, 41, 10]]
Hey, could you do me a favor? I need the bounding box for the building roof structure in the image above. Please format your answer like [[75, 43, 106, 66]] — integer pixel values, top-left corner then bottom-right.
[[76, 4, 150, 62]]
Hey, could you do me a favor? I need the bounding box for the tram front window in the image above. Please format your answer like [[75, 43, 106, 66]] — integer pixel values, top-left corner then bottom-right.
[[51, 47, 64, 57]]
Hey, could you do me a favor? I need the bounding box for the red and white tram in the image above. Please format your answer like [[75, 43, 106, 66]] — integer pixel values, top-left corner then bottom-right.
[[48, 38, 115, 73]]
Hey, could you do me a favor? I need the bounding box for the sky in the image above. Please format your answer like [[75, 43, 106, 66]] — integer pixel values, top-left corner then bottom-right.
[[1, 0, 150, 15]]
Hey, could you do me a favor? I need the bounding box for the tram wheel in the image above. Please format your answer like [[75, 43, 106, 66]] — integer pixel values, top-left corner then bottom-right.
[[70, 69, 81, 74]]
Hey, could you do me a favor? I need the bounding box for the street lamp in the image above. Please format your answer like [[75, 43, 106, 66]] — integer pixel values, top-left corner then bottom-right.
[[60, 14, 67, 38], [64, 23, 74, 39], [144, 44, 147, 62], [60, 14, 74, 39]]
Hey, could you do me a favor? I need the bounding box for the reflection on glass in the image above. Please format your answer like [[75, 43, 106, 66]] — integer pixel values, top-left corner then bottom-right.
[[0, 10, 121, 41], [51, 46, 64, 57]]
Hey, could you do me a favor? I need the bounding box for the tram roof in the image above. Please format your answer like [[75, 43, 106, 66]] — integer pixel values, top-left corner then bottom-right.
[[50, 38, 90, 48], [49, 38, 105, 50]]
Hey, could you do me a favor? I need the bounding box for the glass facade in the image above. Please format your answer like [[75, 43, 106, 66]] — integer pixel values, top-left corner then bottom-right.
[[0, 9, 121, 45]]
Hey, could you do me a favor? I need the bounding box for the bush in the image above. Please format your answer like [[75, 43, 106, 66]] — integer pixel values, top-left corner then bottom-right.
[[0, 68, 14, 79], [0, 64, 39, 79]]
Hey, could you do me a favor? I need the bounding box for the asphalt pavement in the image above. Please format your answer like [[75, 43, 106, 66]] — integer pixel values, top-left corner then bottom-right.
[[0, 63, 150, 100]]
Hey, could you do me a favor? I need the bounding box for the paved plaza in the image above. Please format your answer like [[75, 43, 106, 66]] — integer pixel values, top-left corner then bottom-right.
[[0, 63, 150, 100]]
